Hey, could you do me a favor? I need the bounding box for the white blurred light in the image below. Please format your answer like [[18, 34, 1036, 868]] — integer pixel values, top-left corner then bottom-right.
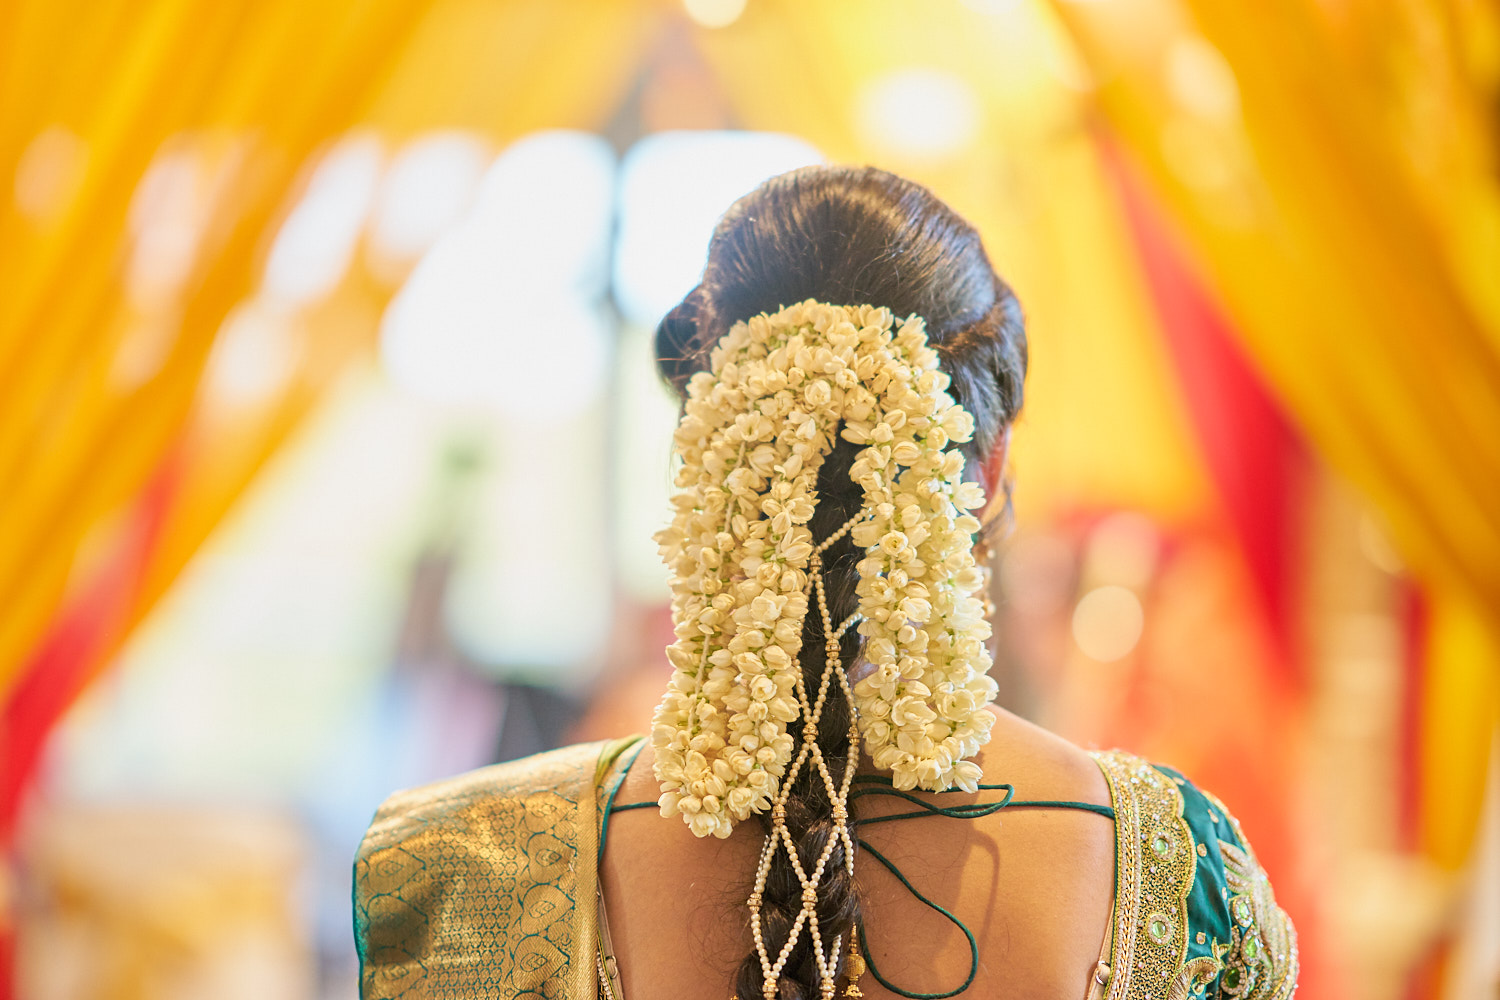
[[379, 131, 616, 415], [207, 300, 301, 409], [613, 322, 686, 601], [1072, 585, 1145, 662], [14, 125, 88, 222], [613, 131, 822, 328], [382, 294, 609, 417], [856, 69, 981, 162], [1165, 36, 1240, 122], [264, 133, 384, 305], [448, 410, 612, 672], [126, 144, 208, 306], [472, 130, 615, 293], [369, 132, 490, 263], [683, 0, 746, 28]]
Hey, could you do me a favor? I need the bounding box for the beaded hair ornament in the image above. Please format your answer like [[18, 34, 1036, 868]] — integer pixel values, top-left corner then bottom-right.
[[652, 300, 998, 998]]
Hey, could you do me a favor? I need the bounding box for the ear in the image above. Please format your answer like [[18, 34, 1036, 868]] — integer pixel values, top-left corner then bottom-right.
[[979, 426, 1011, 527]]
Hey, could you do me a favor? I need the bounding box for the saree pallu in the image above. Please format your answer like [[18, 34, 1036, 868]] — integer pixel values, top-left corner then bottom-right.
[[353, 737, 1297, 999]]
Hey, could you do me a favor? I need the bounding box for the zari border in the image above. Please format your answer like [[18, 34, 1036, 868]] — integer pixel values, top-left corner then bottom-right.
[[570, 747, 603, 1000], [1090, 750, 1200, 1000]]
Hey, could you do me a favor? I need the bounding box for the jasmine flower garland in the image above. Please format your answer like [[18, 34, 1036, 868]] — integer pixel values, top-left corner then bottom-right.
[[653, 300, 997, 839]]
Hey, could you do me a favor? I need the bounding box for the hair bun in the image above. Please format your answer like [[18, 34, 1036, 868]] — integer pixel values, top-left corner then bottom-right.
[[656, 285, 709, 393]]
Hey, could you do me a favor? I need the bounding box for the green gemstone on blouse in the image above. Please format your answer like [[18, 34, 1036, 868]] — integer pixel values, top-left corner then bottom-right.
[[1232, 895, 1253, 925], [1223, 968, 1241, 989], [1243, 936, 1260, 960], [1150, 917, 1169, 939], [1151, 833, 1172, 857]]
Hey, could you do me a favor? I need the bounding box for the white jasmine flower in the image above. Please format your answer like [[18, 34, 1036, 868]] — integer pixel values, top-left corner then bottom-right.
[[653, 301, 998, 838]]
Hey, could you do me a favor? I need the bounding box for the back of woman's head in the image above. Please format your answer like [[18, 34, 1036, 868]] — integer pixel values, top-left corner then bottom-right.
[[654, 164, 1028, 1000], [657, 164, 1026, 460]]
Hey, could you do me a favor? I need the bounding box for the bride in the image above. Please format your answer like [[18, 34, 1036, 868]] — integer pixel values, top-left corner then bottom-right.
[[353, 165, 1297, 1000]]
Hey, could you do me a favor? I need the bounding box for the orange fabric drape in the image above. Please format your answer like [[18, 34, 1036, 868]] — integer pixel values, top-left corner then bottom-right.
[[1045, 0, 1500, 873]]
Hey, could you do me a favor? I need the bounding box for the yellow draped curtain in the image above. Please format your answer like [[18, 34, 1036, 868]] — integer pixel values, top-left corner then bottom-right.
[[0, 0, 660, 712]]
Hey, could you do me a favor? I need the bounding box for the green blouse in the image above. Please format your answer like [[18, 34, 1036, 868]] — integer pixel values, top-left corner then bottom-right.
[[354, 738, 1297, 999]]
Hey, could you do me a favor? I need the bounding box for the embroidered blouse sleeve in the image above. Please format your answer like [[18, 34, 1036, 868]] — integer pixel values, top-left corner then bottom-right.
[[1181, 775, 1299, 999], [1091, 751, 1298, 1000]]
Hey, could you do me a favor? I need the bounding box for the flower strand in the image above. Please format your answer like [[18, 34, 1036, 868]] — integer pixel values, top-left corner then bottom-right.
[[653, 301, 997, 839]]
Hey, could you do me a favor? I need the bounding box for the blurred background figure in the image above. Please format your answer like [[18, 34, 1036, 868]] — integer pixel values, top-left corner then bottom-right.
[[0, 1, 1497, 998]]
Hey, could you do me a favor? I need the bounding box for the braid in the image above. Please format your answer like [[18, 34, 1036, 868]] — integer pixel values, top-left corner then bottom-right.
[[734, 440, 865, 1000]]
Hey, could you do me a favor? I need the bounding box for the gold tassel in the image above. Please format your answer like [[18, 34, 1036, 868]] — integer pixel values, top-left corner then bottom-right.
[[843, 927, 866, 998]]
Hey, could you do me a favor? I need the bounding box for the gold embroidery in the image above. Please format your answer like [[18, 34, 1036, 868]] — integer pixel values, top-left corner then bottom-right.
[[1218, 838, 1299, 999], [355, 741, 605, 999], [1167, 957, 1222, 1000], [1091, 750, 1217, 1000]]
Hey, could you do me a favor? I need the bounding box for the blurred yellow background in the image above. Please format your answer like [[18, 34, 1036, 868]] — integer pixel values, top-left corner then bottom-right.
[[2, 0, 1498, 997]]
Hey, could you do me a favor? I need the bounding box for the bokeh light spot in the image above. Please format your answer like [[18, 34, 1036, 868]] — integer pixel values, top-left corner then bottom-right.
[[1165, 36, 1240, 123], [264, 133, 384, 306], [856, 69, 981, 162], [613, 130, 821, 329], [683, 0, 747, 28], [1071, 585, 1145, 662], [369, 131, 490, 267]]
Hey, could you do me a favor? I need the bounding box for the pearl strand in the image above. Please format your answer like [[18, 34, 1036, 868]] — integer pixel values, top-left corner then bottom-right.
[[747, 511, 867, 999]]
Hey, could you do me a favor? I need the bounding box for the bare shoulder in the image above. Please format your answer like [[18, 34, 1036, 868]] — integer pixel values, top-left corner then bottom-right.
[[973, 705, 1112, 805], [851, 707, 1115, 997]]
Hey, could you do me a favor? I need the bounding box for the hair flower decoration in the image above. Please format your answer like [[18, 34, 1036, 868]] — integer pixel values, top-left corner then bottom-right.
[[653, 301, 998, 840]]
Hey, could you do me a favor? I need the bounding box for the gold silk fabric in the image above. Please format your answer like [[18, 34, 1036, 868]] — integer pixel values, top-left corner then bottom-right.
[[354, 740, 1296, 999], [354, 740, 622, 999]]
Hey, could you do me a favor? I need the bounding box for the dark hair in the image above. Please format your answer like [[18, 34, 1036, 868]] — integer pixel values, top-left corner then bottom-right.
[[655, 165, 1027, 1000]]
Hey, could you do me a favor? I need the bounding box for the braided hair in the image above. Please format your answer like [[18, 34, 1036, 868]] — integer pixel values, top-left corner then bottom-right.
[[656, 165, 1028, 1000]]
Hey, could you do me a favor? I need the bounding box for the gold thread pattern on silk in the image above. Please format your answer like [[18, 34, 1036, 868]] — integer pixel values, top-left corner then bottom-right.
[[354, 741, 606, 1000], [1091, 750, 1212, 1000]]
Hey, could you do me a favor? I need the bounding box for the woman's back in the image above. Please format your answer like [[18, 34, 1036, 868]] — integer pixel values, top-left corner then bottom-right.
[[600, 707, 1115, 999], [353, 165, 1296, 1000], [353, 715, 1297, 998]]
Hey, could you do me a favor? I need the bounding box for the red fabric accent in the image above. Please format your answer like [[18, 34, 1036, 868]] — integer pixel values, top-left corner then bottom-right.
[[1098, 139, 1336, 996], [1396, 584, 1428, 852], [0, 452, 181, 838], [1102, 146, 1308, 680], [0, 450, 179, 995]]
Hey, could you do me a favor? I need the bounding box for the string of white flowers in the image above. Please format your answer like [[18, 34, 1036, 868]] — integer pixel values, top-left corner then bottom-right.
[[653, 300, 998, 843]]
